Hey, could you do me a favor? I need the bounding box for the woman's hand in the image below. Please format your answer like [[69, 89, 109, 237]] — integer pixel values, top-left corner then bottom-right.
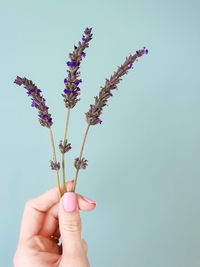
[[13, 180, 96, 267]]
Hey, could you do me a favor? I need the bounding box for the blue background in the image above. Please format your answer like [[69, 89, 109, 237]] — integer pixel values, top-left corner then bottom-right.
[[1, 0, 200, 266]]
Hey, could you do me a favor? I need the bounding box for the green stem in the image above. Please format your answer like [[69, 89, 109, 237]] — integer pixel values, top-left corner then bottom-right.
[[73, 124, 90, 192], [48, 127, 62, 199], [62, 108, 71, 193]]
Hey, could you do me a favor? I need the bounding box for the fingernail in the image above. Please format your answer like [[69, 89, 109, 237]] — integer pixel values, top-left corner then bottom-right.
[[82, 196, 97, 205], [63, 192, 76, 212]]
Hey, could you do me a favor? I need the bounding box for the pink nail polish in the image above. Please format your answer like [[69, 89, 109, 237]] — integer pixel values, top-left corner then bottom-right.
[[63, 192, 76, 212], [82, 196, 97, 205]]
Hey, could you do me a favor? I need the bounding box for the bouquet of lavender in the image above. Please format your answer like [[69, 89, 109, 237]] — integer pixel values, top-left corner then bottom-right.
[[14, 27, 148, 199]]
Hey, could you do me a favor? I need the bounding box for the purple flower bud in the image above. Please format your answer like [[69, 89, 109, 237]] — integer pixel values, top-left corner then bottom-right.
[[82, 52, 86, 58], [31, 101, 36, 107], [48, 118, 52, 123], [82, 37, 87, 42], [75, 80, 79, 85], [71, 90, 75, 95], [72, 61, 78, 67], [141, 47, 148, 54], [64, 89, 69, 94], [42, 98, 45, 102], [80, 158, 88, 169], [64, 78, 68, 83], [14, 76, 23, 85], [67, 61, 71, 66], [79, 79, 82, 83], [74, 157, 88, 170], [128, 63, 133, 68], [42, 114, 47, 119], [109, 93, 113, 97], [136, 51, 139, 55], [50, 160, 60, 171], [37, 89, 42, 93], [27, 88, 34, 95], [76, 87, 80, 91], [84, 27, 92, 35], [59, 140, 72, 153], [98, 120, 102, 124]]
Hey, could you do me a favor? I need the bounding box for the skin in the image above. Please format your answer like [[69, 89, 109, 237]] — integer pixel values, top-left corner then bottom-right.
[[13, 180, 96, 267]]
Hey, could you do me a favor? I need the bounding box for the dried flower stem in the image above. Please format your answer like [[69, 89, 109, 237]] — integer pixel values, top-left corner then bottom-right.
[[62, 108, 71, 193], [48, 127, 62, 199], [73, 124, 90, 192]]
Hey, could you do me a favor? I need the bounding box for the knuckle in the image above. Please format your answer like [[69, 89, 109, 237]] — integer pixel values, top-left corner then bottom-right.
[[25, 198, 34, 208], [30, 236, 46, 251], [62, 220, 81, 233]]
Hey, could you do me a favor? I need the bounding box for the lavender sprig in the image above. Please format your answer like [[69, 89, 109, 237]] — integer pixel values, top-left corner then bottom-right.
[[73, 47, 148, 192], [61, 27, 93, 109], [14, 76, 62, 199], [60, 27, 93, 193], [14, 76, 53, 127], [85, 47, 148, 125]]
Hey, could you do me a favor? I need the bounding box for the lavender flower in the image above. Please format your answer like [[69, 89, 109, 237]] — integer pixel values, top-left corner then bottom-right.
[[59, 140, 72, 153], [74, 157, 88, 170], [49, 160, 60, 170], [61, 27, 93, 109], [14, 76, 53, 128], [85, 47, 148, 125]]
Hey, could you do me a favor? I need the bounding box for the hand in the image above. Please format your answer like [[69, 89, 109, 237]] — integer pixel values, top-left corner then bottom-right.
[[13, 180, 96, 267]]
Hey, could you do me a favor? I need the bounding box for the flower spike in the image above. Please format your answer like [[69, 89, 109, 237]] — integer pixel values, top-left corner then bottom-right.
[[14, 76, 53, 128], [85, 47, 148, 125], [62, 27, 93, 109]]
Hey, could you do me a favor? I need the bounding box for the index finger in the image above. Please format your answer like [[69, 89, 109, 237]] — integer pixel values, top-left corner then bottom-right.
[[18, 181, 73, 242]]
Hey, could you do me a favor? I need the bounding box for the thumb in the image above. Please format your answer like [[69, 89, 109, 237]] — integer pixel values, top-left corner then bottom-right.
[[59, 192, 83, 255]]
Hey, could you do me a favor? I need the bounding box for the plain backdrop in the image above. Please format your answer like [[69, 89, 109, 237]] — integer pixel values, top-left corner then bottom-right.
[[1, 0, 200, 266]]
